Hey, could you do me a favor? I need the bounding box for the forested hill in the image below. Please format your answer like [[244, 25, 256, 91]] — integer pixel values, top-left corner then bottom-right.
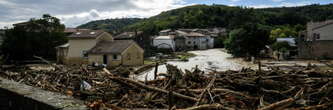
[[77, 18, 142, 34], [125, 4, 333, 34], [78, 4, 333, 34]]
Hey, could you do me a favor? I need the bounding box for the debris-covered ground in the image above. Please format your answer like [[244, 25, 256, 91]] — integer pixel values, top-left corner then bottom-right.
[[0, 64, 333, 110]]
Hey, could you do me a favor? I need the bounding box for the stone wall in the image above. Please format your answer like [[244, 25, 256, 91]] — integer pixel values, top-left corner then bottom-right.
[[299, 40, 333, 59]]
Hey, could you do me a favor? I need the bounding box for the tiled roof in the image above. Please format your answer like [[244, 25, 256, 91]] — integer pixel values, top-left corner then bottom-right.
[[277, 38, 296, 47], [154, 35, 174, 40], [310, 20, 333, 30], [88, 40, 138, 54], [68, 29, 105, 39], [64, 28, 90, 33], [175, 30, 205, 37], [114, 31, 143, 39]]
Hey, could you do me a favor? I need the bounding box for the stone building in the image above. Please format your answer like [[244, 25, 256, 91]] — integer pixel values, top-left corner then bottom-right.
[[298, 20, 333, 59]]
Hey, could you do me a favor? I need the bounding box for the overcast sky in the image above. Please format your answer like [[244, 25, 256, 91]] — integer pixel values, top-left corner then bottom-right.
[[0, 0, 332, 28]]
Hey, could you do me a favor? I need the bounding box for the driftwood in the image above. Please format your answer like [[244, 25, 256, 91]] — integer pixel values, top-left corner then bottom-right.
[[33, 56, 51, 64], [195, 76, 216, 106], [178, 88, 254, 99], [297, 102, 333, 110], [110, 77, 199, 102], [259, 88, 304, 110], [2, 62, 333, 109], [179, 104, 226, 110]]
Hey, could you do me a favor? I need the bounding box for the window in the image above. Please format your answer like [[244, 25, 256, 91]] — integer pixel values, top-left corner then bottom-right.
[[193, 41, 196, 44], [113, 55, 118, 60], [188, 41, 191, 44], [82, 50, 88, 58]]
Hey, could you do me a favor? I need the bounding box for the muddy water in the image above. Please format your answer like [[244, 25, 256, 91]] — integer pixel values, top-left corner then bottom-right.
[[134, 49, 255, 81]]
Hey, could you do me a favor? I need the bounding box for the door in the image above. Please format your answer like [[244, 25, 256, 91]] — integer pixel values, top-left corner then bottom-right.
[[103, 55, 108, 64]]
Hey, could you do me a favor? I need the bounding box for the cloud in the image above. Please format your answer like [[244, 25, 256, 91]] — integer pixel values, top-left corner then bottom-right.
[[0, 0, 187, 28], [250, 1, 315, 8], [229, 0, 241, 2], [271, 0, 285, 2]]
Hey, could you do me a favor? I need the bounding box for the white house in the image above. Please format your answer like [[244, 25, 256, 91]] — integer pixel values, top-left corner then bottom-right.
[[152, 35, 175, 51], [175, 30, 214, 50]]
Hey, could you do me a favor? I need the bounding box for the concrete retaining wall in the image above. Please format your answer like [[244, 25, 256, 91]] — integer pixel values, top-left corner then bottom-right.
[[0, 77, 88, 110]]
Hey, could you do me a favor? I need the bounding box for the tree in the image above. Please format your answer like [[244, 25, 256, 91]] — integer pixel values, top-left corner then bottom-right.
[[271, 41, 291, 53], [270, 26, 298, 39], [224, 23, 269, 57], [1, 14, 67, 62]]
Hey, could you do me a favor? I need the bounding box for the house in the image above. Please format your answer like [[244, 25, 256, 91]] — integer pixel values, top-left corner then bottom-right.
[[298, 20, 333, 59], [56, 29, 113, 64], [113, 31, 150, 49], [275, 38, 298, 60], [175, 30, 214, 50], [152, 35, 175, 51], [56, 29, 144, 67], [114, 31, 143, 40], [87, 40, 144, 66], [159, 29, 172, 36], [153, 29, 215, 51]]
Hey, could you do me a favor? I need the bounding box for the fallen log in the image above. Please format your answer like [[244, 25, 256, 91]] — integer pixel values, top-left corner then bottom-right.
[[195, 76, 216, 106], [110, 77, 199, 102], [178, 103, 230, 110], [297, 101, 333, 110], [178, 88, 254, 99], [258, 88, 304, 110]]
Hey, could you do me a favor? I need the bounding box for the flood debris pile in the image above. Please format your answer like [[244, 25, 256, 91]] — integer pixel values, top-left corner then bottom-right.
[[0, 64, 333, 110]]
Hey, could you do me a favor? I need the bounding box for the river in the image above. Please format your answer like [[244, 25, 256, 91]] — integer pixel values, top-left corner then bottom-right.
[[133, 49, 256, 81]]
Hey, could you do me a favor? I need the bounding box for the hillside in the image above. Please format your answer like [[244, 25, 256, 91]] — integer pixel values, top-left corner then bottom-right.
[[125, 4, 333, 34], [78, 4, 333, 35], [77, 18, 142, 34]]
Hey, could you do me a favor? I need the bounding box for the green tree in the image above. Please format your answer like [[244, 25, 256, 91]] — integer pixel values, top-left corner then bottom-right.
[[1, 14, 67, 62], [270, 27, 297, 38], [224, 23, 269, 57], [271, 41, 291, 52]]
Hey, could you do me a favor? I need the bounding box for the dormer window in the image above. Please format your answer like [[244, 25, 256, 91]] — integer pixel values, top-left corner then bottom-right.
[[76, 32, 81, 35], [90, 32, 95, 34]]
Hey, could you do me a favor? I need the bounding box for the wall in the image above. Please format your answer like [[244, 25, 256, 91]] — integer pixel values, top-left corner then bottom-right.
[[68, 39, 96, 58], [96, 33, 114, 42], [66, 33, 114, 65], [0, 77, 87, 110], [122, 44, 144, 66], [56, 47, 68, 64], [175, 37, 186, 50], [153, 39, 175, 50], [88, 54, 122, 67], [185, 36, 213, 50], [88, 54, 103, 65], [311, 40, 333, 58], [299, 40, 333, 59], [312, 24, 333, 41]]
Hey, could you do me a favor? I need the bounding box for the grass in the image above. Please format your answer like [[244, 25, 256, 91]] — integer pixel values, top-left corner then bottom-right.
[[174, 52, 196, 61], [144, 60, 155, 65]]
